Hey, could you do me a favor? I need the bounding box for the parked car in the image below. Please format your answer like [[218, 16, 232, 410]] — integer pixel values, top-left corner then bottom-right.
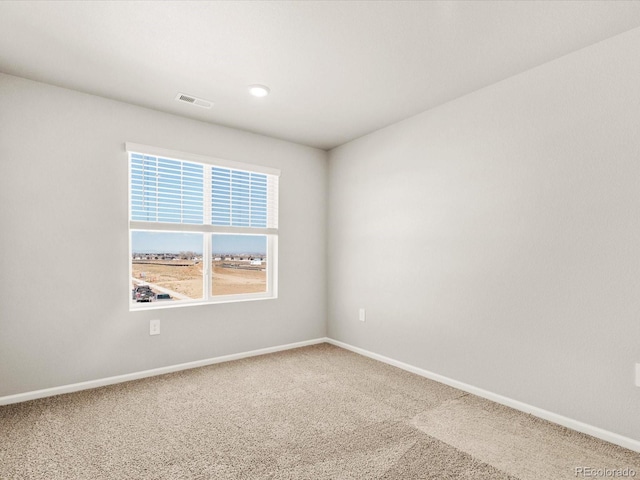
[[132, 285, 154, 302], [155, 293, 171, 301]]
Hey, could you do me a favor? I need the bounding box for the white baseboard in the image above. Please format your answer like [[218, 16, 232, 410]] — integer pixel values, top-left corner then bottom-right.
[[3, 335, 638, 453], [0, 337, 328, 406], [326, 338, 640, 453]]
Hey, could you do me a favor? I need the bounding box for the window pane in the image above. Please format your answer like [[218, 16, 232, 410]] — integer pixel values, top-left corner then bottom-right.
[[131, 231, 203, 304], [212, 234, 267, 296]]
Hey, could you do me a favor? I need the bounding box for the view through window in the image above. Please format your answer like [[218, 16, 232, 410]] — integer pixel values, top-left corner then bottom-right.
[[211, 234, 267, 296]]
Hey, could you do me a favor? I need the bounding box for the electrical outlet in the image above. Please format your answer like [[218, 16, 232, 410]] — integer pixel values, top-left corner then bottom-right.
[[359, 308, 366, 322], [150, 319, 160, 336], [636, 363, 640, 387]]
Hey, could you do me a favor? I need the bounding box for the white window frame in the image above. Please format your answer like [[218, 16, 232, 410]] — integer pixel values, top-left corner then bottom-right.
[[127, 143, 279, 310]]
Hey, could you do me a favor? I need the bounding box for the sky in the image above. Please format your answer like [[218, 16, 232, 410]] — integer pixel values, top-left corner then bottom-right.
[[131, 231, 266, 255]]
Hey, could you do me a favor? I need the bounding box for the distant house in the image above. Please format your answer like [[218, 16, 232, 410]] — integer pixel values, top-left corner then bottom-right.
[[250, 259, 262, 266]]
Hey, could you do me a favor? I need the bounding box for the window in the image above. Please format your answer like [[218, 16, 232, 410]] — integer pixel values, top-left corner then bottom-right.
[[127, 143, 279, 309]]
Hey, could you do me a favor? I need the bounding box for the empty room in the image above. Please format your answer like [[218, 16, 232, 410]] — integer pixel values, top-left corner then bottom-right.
[[1, 1, 639, 478]]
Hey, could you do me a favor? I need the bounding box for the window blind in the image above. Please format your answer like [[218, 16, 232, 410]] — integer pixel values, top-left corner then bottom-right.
[[128, 146, 279, 231], [211, 167, 279, 228], [130, 154, 204, 224]]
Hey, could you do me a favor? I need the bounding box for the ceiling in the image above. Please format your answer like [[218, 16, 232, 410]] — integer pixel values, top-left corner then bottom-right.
[[1, 1, 640, 150]]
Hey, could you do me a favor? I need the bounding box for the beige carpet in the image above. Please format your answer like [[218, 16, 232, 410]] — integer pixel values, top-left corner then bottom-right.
[[0, 343, 637, 479]]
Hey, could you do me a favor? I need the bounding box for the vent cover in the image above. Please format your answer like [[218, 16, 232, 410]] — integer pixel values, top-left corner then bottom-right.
[[175, 93, 213, 109]]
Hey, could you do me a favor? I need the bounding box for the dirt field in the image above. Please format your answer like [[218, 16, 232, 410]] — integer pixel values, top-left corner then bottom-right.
[[132, 262, 203, 299], [212, 261, 266, 296], [132, 261, 266, 300]]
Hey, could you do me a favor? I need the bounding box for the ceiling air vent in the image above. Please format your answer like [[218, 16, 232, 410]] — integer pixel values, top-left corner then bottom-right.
[[175, 93, 213, 109]]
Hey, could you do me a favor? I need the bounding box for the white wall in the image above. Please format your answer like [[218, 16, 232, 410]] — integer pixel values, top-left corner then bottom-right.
[[0, 73, 327, 396], [328, 28, 640, 441]]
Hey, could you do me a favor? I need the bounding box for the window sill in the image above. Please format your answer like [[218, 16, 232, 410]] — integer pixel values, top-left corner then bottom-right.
[[129, 293, 277, 311]]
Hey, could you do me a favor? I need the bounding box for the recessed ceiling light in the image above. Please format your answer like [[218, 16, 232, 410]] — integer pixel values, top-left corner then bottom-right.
[[248, 84, 270, 97]]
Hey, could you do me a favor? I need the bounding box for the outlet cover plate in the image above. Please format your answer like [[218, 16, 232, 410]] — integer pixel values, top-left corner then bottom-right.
[[150, 319, 160, 336]]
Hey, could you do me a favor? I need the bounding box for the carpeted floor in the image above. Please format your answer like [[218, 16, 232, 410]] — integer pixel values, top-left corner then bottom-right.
[[0, 343, 638, 479]]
